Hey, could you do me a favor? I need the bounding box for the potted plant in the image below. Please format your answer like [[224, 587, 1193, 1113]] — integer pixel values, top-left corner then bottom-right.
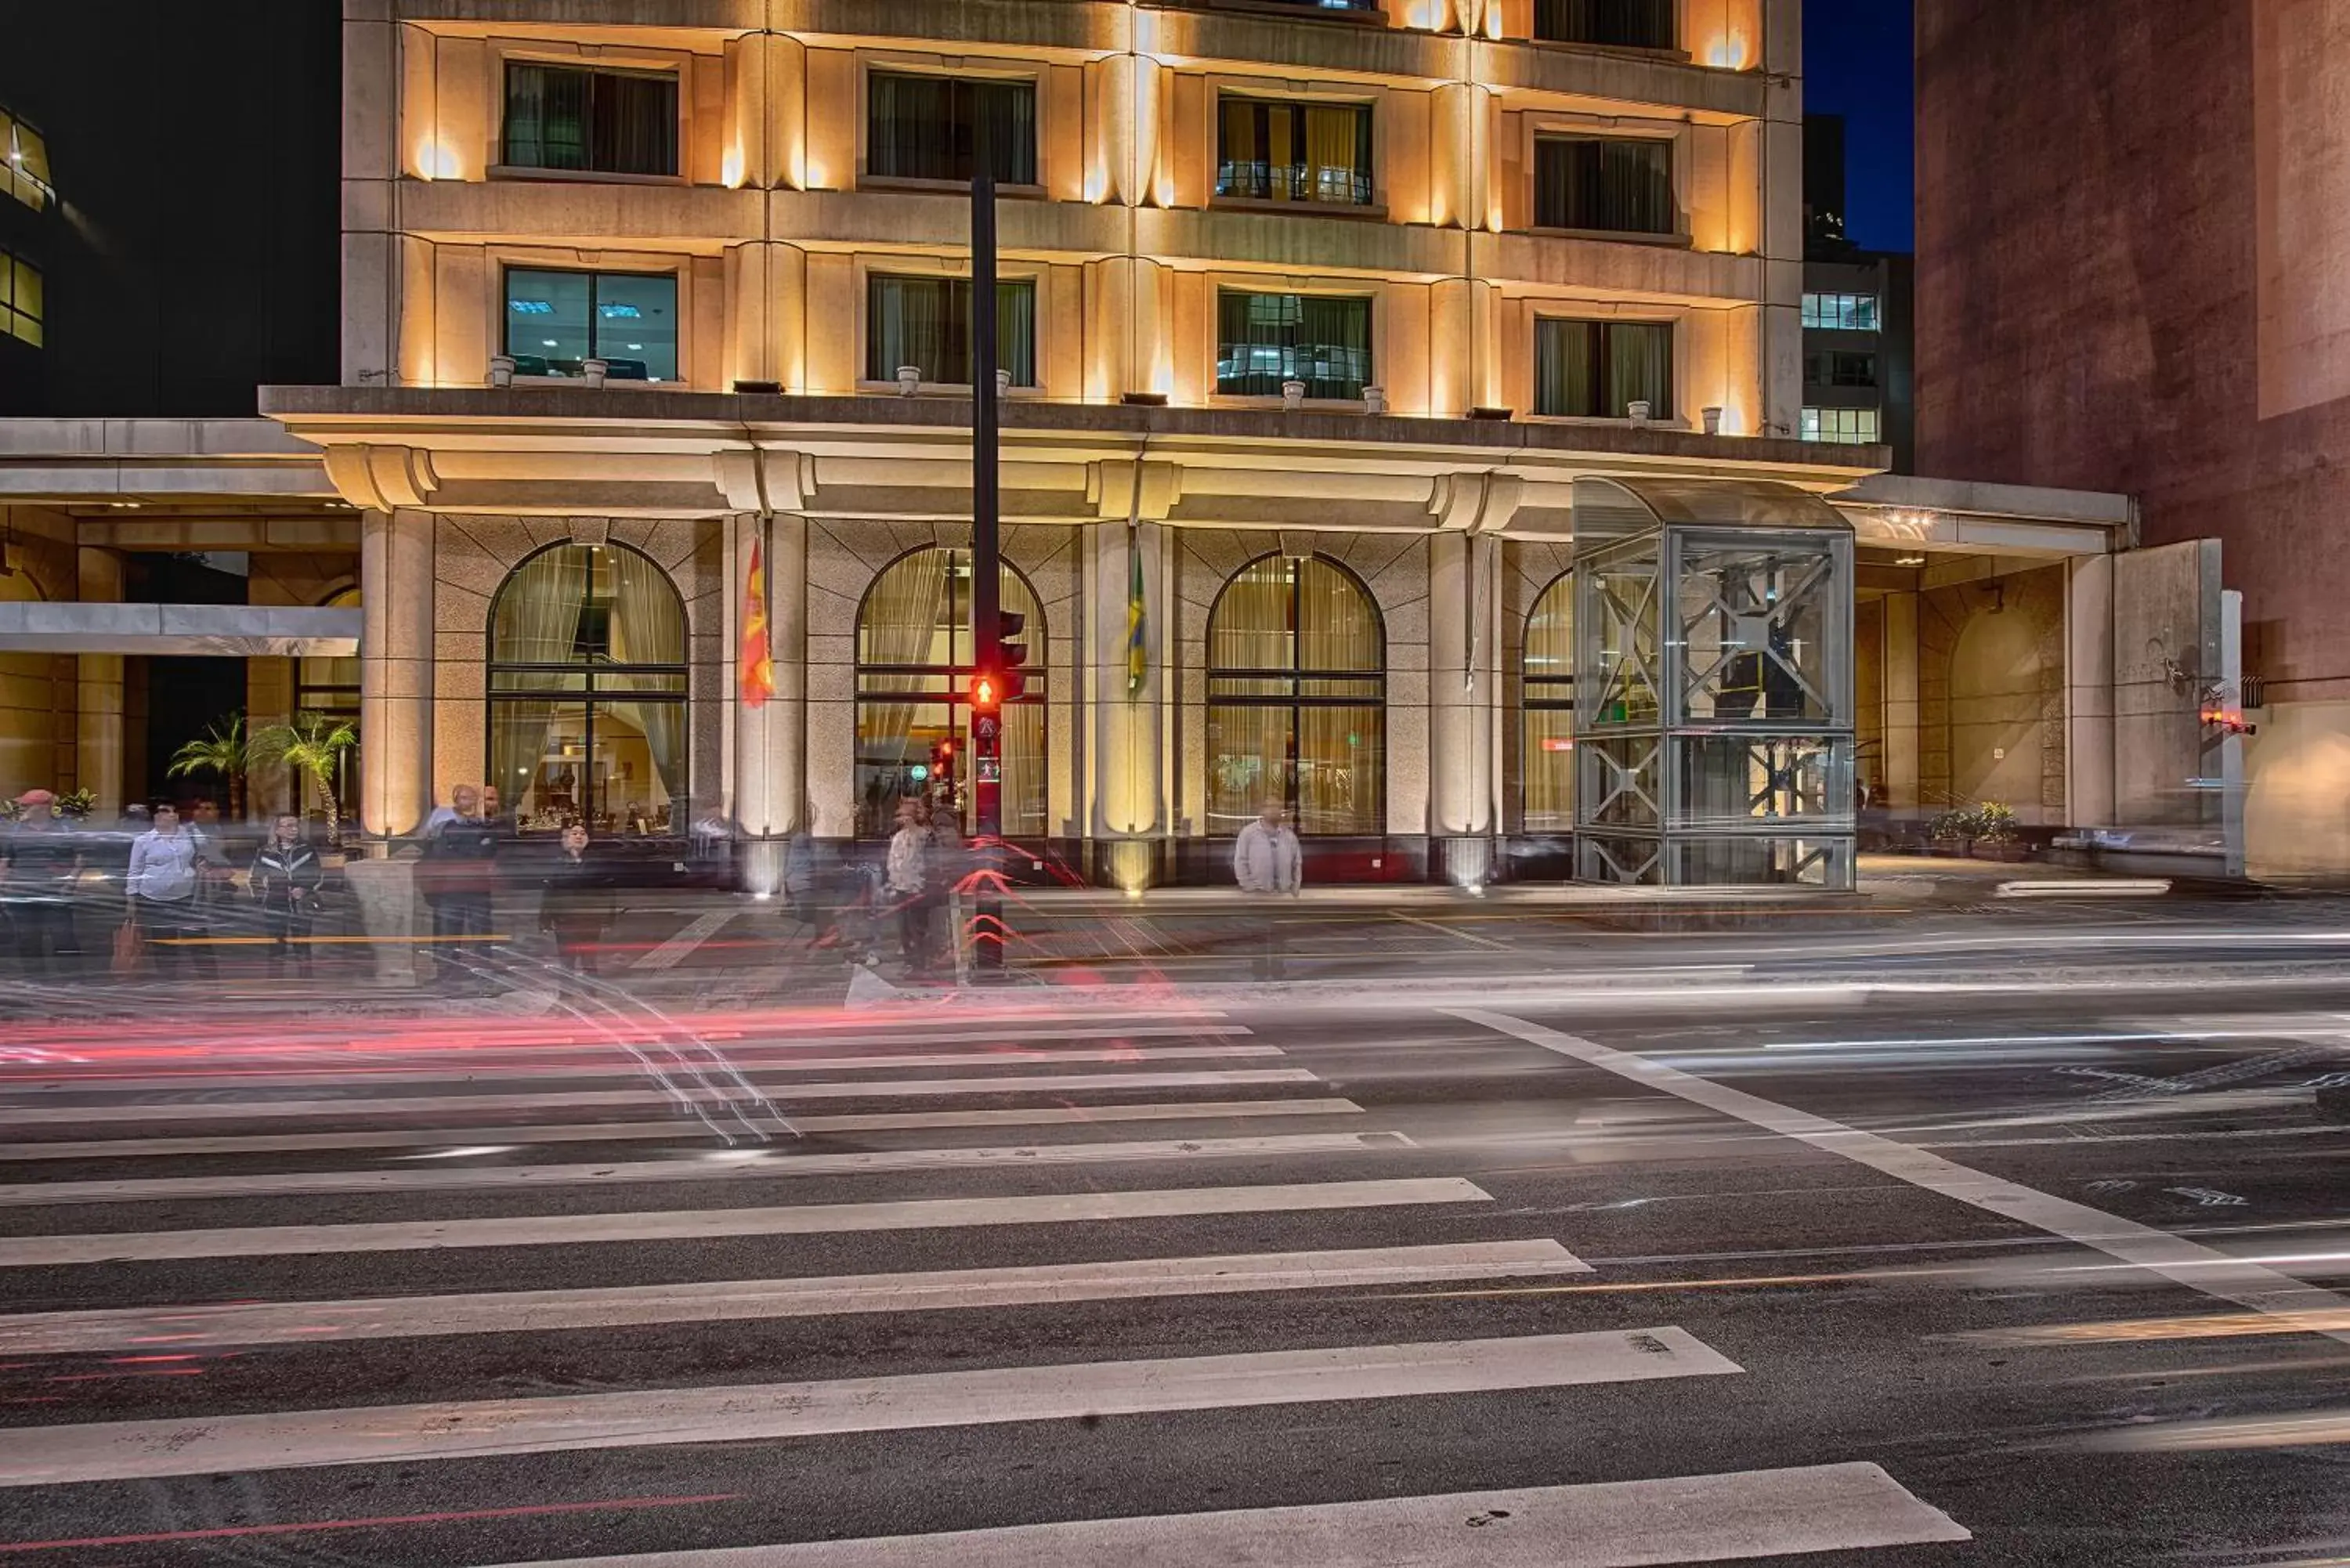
[[56, 788, 95, 822], [1926, 807, 1973, 857], [251, 714, 358, 849], [166, 712, 250, 821], [1970, 800, 2030, 862]]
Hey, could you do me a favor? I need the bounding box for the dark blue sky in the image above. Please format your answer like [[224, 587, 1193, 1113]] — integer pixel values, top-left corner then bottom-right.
[[1803, 0, 1914, 252]]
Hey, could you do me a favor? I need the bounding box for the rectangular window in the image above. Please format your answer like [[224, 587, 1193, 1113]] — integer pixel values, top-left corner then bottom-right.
[[1535, 136, 1677, 235], [1801, 406, 1881, 444], [1214, 291, 1374, 400], [1801, 291, 1881, 331], [0, 250, 41, 348], [1, 107, 52, 211], [1828, 351, 1877, 388], [866, 275, 1038, 387], [1216, 97, 1373, 206], [866, 72, 1037, 186], [1533, 0, 1677, 49], [503, 268, 679, 381], [502, 63, 679, 176], [1534, 319, 1672, 419]]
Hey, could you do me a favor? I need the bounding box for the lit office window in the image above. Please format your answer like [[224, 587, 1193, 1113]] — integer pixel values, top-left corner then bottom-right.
[[1, 107, 52, 211], [1535, 136, 1677, 234], [1801, 292, 1881, 331], [866, 72, 1037, 186], [0, 251, 40, 347], [1534, 319, 1672, 419], [1801, 407, 1881, 444], [1214, 291, 1373, 400], [503, 268, 678, 381], [865, 276, 1037, 388], [503, 63, 679, 176], [1534, 0, 1677, 49], [1215, 96, 1373, 206]]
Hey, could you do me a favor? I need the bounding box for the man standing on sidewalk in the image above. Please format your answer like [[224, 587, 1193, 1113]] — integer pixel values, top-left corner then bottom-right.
[[1233, 800, 1302, 979], [3, 790, 83, 977], [422, 783, 500, 993], [884, 797, 934, 977]]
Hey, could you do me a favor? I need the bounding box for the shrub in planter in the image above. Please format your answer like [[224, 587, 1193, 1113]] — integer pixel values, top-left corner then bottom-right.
[[1926, 808, 1974, 854]]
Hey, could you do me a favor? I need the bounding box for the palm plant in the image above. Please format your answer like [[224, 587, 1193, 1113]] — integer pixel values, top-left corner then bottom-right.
[[252, 714, 359, 845], [166, 712, 249, 821]]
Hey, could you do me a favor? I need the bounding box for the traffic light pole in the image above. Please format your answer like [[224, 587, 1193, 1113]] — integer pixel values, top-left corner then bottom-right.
[[970, 157, 1004, 973]]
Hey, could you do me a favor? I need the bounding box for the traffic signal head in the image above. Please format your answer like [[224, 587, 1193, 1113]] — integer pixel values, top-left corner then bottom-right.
[[1000, 611, 1029, 673]]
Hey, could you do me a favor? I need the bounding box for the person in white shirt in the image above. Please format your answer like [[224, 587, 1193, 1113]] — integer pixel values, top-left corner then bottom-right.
[[883, 797, 935, 974], [126, 804, 215, 977], [1232, 800, 1302, 979]]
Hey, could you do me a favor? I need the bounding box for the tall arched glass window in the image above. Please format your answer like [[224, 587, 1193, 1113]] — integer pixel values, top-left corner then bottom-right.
[[855, 547, 1047, 840], [488, 543, 688, 835], [1523, 571, 1575, 832], [1207, 553, 1384, 836], [297, 585, 363, 819]]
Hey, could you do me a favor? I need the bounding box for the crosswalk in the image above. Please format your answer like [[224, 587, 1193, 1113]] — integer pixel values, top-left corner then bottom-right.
[[0, 1005, 1971, 1563]]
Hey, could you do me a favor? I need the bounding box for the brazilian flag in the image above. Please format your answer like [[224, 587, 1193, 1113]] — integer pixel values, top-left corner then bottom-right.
[[1126, 537, 1147, 695]]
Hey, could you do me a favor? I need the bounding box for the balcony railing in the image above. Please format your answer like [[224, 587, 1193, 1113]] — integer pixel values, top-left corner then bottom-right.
[[1215, 159, 1375, 208]]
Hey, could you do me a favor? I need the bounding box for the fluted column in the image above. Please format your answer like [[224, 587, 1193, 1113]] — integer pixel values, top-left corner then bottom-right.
[[358, 507, 434, 837]]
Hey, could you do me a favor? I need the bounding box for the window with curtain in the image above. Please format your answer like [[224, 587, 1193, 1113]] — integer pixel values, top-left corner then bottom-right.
[[1215, 291, 1372, 399], [502, 62, 679, 176], [1521, 573, 1575, 832], [1215, 96, 1373, 205], [504, 267, 678, 382], [296, 587, 363, 821], [489, 544, 689, 836], [1208, 555, 1385, 836], [865, 275, 1038, 387], [1534, 318, 1673, 419], [1534, 136, 1678, 234], [1533, 0, 1677, 49], [866, 71, 1038, 186], [0, 249, 38, 347], [855, 547, 1048, 840]]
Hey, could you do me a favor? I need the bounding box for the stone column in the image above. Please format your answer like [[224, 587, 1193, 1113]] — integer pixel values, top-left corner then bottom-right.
[[358, 508, 434, 839], [74, 547, 124, 817], [1086, 464, 1170, 887], [1429, 530, 1499, 884], [729, 511, 808, 892], [1882, 591, 1921, 812], [2064, 554, 2114, 828]]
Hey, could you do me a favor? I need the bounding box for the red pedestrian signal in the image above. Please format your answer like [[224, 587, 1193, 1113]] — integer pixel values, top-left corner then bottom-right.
[[971, 674, 1000, 711]]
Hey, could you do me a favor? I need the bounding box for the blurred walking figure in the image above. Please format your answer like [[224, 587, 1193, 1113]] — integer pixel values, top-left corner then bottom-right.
[[884, 797, 935, 975], [1233, 800, 1302, 979], [539, 822, 614, 974], [249, 814, 323, 978], [127, 804, 216, 977], [3, 789, 83, 977], [421, 783, 500, 993]]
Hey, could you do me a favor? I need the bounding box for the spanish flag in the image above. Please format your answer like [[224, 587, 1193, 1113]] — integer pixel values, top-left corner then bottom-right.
[[1126, 533, 1148, 695], [741, 536, 775, 709]]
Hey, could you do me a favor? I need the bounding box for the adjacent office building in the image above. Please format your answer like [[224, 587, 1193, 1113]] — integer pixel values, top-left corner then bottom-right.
[[1799, 113, 1911, 471]]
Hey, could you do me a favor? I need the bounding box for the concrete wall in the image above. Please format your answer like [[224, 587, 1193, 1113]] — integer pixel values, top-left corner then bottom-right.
[[1914, 562, 2067, 825]]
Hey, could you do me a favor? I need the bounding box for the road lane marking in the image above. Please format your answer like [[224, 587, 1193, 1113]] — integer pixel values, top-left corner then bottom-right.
[[0, 1132, 1408, 1207], [631, 909, 738, 970], [0, 1099, 1366, 1162], [1390, 912, 1513, 950], [478, 1463, 1965, 1566], [0, 1070, 1322, 1125], [0, 1241, 1591, 1353], [0, 1176, 1491, 1266], [0, 1328, 1740, 1487], [1454, 1007, 2350, 1348]]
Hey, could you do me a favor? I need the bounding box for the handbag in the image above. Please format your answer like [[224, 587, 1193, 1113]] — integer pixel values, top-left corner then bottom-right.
[[110, 915, 146, 976]]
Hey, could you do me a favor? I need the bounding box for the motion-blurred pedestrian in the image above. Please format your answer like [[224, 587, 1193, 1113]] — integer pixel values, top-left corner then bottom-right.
[[884, 797, 935, 974], [127, 804, 215, 977], [421, 783, 499, 992], [3, 789, 83, 977], [1233, 800, 1302, 979], [538, 822, 613, 974], [249, 814, 324, 978]]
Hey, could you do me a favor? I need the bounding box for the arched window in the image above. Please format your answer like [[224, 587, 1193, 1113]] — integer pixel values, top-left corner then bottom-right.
[[488, 543, 687, 835], [1523, 571, 1574, 831], [298, 585, 363, 819], [1207, 553, 1384, 836], [855, 546, 1047, 840]]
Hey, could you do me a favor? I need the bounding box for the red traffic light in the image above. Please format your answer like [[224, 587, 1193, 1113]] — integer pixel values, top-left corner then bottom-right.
[[971, 674, 1000, 710]]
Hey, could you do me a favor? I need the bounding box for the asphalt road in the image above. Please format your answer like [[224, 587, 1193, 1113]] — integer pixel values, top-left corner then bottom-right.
[[0, 928, 2346, 1565]]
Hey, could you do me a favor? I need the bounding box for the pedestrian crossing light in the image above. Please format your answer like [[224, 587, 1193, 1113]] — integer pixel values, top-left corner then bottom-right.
[[971, 673, 1000, 711]]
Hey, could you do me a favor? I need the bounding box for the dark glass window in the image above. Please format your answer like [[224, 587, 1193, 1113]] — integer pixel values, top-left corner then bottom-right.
[[867, 72, 1037, 186], [1828, 352, 1877, 388], [1216, 97, 1373, 205], [503, 63, 679, 176], [1534, 319, 1674, 419], [1534, 0, 1678, 49], [866, 276, 1037, 387], [1214, 291, 1372, 400], [503, 269, 679, 382], [1535, 136, 1677, 234]]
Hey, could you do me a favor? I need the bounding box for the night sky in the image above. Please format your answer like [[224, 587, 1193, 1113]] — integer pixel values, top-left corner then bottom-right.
[[1804, 0, 1915, 252]]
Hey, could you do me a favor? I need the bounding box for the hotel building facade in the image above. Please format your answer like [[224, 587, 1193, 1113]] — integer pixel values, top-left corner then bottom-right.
[[0, 1, 2192, 887]]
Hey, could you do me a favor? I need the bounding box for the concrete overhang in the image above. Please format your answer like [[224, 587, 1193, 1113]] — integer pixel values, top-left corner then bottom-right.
[[0, 418, 334, 505], [1831, 472, 2136, 559], [262, 385, 1886, 536], [0, 604, 361, 656]]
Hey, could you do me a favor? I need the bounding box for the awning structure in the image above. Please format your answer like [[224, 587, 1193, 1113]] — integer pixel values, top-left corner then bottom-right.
[[0, 604, 360, 656]]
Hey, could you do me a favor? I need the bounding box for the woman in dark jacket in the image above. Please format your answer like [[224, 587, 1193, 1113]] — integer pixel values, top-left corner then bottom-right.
[[539, 822, 614, 974], [249, 814, 324, 977]]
